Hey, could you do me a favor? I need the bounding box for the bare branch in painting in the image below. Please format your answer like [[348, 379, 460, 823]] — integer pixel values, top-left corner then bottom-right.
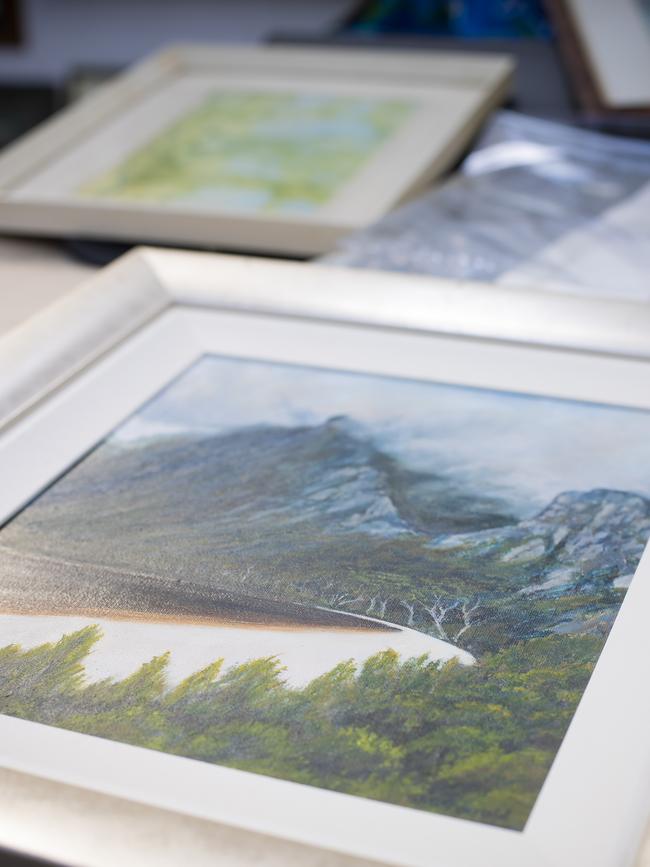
[[377, 598, 389, 619], [328, 592, 363, 609], [421, 596, 460, 641], [400, 600, 415, 627], [454, 598, 483, 642]]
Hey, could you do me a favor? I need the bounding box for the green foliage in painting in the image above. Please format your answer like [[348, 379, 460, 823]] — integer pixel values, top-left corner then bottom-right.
[[78, 92, 412, 213], [0, 627, 603, 830]]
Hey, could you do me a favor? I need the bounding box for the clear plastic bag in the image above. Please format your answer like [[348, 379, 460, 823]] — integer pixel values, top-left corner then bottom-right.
[[324, 111, 650, 301]]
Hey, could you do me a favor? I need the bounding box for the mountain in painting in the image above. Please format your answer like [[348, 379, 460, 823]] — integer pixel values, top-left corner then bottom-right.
[[2, 416, 648, 654]]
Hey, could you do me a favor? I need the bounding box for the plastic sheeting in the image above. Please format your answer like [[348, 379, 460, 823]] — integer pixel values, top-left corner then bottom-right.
[[325, 112, 650, 301]]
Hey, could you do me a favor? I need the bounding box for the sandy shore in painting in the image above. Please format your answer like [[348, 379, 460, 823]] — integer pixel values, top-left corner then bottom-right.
[[0, 544, 394, 632], [0, 604, 397, 633], [0, 544, 474, 685], [0, 614, 474, 687]]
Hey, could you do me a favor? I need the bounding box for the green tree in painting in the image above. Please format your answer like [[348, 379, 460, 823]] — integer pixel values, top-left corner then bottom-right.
[[0, 627, 603, 830]]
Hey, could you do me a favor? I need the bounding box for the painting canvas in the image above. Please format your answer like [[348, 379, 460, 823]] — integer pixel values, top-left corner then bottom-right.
[[1, 355, 649, 834], [77, 92, 412, 215]]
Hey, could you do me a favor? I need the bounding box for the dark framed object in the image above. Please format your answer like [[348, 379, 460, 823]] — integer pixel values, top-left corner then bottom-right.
[[0, 0, 22, 45]]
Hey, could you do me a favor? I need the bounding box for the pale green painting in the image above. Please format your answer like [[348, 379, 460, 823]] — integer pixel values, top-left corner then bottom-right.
[[78, 91, 413, 214]]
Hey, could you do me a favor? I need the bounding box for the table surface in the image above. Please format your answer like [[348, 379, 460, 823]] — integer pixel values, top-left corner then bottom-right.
[[0, 236, 649, 867], [0, 237, 95, 338]]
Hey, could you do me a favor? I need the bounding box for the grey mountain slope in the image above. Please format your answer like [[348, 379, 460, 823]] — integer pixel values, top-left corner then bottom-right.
[[0, 417, 514, 578], [0, 544, 396, 631], [1, 416, 648, 651]]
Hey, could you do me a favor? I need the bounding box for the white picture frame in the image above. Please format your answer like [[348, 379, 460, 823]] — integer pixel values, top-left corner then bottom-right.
[[1, 249, 650, 867], [0, 44, 512, 256]]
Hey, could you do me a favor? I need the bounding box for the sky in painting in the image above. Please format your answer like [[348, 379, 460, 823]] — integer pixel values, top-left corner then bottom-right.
[[112, 355, 650, 517]]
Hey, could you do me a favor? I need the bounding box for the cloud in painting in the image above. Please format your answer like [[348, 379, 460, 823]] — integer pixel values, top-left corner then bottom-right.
[[113, 355, 650, 516]]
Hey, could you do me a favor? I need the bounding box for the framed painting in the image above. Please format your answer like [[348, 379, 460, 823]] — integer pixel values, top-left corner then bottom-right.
[[1, 249, 650, 867], [0, 44, 512, 256], [546, 0, 650, 130], [561, 0, 650, 108]]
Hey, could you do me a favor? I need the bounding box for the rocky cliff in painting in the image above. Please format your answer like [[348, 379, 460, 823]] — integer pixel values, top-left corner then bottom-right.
[[2, 416, 648, 655]]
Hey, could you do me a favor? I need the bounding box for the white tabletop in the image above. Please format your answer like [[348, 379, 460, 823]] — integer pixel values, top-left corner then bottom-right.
[[0, 236, 95, 338]]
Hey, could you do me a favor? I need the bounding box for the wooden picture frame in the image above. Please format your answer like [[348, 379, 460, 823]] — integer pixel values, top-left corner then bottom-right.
[[0, 44, 512, 256], [546, 0, 650, 129], [1, 249, 650, 867]]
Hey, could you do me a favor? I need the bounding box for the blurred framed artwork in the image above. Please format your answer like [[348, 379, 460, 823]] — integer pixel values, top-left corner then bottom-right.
[[0, 44, 512, 255], [0, 0, 21, 45], [0, 249, 650, 866], [547, 0, 650, 131]]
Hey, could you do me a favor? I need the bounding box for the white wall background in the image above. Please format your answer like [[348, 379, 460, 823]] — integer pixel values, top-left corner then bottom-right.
[[0, 0, 356, 83]]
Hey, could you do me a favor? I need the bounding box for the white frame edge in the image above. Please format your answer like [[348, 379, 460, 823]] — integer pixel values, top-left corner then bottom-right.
[[2, 246, 650, 432]]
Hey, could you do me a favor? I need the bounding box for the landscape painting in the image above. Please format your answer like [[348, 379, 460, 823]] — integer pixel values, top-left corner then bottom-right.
[[77, 91, 412, 214], [1, 355, 650, 831]]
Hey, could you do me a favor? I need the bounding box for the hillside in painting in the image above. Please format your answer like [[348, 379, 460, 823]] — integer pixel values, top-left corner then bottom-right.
[[3, 416, 647, 655]]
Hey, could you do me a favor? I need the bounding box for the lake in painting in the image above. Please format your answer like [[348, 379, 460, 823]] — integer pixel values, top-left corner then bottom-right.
[[1, 355, 650, 830]]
